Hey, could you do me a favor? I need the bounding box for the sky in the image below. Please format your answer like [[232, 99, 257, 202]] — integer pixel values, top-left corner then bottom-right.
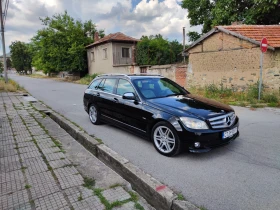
[[3, 0, 201, 52]]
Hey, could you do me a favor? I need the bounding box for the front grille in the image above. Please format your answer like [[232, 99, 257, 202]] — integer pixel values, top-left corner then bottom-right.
[[208, 112, 236, 129]]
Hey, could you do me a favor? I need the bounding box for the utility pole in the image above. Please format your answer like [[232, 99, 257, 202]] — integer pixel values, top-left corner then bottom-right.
[[183, 27, 186, 63], [0, 0, 8, 83]]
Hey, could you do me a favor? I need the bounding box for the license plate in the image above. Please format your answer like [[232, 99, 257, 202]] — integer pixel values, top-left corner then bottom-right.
[[222, 127, 238, 139]]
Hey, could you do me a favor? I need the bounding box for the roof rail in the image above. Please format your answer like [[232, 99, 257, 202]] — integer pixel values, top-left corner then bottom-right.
[[97, 73, 128, 77], [96, 73, 163, 77], [128, 73, 162, 76]]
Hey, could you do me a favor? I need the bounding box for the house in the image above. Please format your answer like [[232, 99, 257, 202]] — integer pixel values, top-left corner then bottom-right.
[[86, 32, 139, 75], [185, 25, 280, 91]]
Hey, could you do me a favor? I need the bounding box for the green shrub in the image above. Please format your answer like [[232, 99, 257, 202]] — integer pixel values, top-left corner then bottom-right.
[[78, 73, 99, 85], [262, 92, 279, 103], [246, 82, 261, 101]]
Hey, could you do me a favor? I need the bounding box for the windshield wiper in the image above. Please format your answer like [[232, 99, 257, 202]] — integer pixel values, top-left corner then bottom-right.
[[166, 93, 182, 97]]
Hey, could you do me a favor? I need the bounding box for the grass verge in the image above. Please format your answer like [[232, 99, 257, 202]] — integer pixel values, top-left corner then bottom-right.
[[189, 82, 280, 108], [75, 73, 99, 85], [0, 77, 25, 92]]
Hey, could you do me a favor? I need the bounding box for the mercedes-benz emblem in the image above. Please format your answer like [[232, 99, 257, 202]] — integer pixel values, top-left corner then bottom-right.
[[226, 116, 231, 126]]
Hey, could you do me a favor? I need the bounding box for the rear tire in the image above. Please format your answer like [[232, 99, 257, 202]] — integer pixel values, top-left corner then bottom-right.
[[88, 104, 101, 125], [152, 121, 181, 157]]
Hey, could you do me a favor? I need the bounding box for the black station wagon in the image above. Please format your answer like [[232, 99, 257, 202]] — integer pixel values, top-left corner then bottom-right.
[[83, 74, 239, 156]]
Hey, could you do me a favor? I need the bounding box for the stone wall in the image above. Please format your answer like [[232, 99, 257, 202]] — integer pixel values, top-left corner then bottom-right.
[[138, 64, 187, 87], [187, 31, 280, 91]]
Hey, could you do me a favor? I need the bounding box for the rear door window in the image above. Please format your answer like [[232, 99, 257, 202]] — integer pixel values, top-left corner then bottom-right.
[[98, 78, 117, 93], [89, 79, 101, 89]]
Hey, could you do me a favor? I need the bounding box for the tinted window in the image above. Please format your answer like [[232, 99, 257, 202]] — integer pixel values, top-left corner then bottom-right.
[[98, 78, 117, 93], [116, 79, 135, 96], [89, 79, 101, 89], [132, 78, 186, 99]]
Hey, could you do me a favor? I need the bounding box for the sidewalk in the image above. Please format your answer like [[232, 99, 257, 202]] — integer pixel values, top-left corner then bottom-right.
[[0, 92, 153, 210]]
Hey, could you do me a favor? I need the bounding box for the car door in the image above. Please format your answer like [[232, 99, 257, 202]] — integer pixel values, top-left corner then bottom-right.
[[84, 78, 102, 111], [114, 79, 148, 134], [96, 78, 118, 120]]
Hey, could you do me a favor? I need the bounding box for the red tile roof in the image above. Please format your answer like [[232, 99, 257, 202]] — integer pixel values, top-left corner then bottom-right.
[[219, 25, 280, 48], [86, 32, 139, 48]]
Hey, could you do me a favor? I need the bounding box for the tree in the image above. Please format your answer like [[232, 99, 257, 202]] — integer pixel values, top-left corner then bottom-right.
[[136, 35, 183, 65], [31, 11, 104, 74], [6, 58, 12, 69], [9, 41, 32, 74], [0, 62, 3, 73], [181, 0, 280, 33], [187, 31, 202, 42]]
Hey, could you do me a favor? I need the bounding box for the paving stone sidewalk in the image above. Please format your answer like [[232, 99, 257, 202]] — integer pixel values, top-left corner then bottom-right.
[[0, 92, 153, 210]]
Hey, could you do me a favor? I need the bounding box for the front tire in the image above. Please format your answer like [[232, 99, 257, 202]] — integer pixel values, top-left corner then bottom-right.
[[88, 104, 101, 125], [152, 121, 181, 157]]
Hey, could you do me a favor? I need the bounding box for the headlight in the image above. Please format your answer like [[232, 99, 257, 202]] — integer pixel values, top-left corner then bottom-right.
[[180, 117, 209, 130]]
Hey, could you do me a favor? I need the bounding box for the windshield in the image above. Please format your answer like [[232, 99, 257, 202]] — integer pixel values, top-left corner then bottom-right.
[[132, 78, 187, 99]]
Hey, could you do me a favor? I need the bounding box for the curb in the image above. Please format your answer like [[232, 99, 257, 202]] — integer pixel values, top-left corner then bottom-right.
[[46, 111, 199, 210]]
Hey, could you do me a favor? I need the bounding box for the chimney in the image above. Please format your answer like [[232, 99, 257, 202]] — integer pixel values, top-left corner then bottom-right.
[[94, 32, 99, 42]]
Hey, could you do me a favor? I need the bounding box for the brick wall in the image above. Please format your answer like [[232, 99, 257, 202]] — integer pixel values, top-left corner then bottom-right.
[[187, 31, 280, 91], [175, 65, 187, 86], [145, 64, 187, 87]]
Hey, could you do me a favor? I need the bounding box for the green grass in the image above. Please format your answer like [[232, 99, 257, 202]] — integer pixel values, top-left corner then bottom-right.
[[94, 188, 111, 209], [128, 191, 138, 202], [83, 177, 95, 189], [109, 183, 122, 189], [0, 77, 25, 92], [25, 184, 32, 189], [77, 193, 83, 201], [189, 82, 280, 108], [134, 203, 145, 210], [21, 166, 28, 173], [177, 193, 185, 200], [76, 73, 99, 85], [95, 138, 103, 144]]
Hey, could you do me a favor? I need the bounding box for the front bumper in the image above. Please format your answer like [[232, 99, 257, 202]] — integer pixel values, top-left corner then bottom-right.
[[178, 117, 240, 153]]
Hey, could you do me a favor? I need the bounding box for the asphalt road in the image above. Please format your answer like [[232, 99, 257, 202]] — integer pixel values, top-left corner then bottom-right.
[[9, 74, 280, 210]]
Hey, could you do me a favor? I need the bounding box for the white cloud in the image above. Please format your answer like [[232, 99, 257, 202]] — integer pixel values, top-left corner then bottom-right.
[[3, 0, 200, 52]]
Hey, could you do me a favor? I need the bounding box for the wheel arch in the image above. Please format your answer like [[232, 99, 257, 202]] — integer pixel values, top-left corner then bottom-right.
[[148, 118, 180, 141]]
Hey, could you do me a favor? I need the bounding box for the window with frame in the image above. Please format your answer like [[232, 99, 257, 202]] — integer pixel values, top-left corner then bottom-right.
[[116, 79, 135, 96], [90, 51, 95, 62], [122, 48, 130, 58], [89, 79, 101, 89], [103, 48, 108, 59], [98, 79, 117, 93]]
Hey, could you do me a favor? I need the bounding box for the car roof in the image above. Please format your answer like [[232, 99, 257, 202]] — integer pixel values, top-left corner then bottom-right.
[[96, 74, 164, 80]]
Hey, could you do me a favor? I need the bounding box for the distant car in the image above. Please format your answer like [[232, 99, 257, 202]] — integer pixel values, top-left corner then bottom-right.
[[83, 74, 239, 156]]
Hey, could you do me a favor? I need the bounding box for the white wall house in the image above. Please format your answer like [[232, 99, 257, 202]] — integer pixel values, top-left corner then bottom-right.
[[86, 32, 139, 75]]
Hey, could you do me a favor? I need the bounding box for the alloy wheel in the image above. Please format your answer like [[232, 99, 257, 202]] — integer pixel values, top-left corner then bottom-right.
[[153, 126, 176, 153], [89, 105, 97, 123]]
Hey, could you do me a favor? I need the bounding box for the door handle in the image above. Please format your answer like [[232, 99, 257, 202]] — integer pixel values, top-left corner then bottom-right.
[[113, 98, 119, 103]]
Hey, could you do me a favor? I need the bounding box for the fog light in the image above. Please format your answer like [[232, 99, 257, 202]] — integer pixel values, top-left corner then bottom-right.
[[194, 142, 201, 148]]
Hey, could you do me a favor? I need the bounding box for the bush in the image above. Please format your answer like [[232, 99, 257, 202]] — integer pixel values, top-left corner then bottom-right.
[[247, 82, 260, 101], [204, 83, 233, 99], [188, 82, 279, 107], [262, 92, 279, 103], [0, 78, 24, 92], [77, 74, 99, 85]]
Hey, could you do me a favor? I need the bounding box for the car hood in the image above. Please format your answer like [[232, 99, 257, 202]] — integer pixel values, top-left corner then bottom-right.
[[147, 94, 234, 120]]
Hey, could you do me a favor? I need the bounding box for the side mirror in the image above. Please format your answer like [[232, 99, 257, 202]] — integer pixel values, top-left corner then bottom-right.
[[123, 92, 136, 100]]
